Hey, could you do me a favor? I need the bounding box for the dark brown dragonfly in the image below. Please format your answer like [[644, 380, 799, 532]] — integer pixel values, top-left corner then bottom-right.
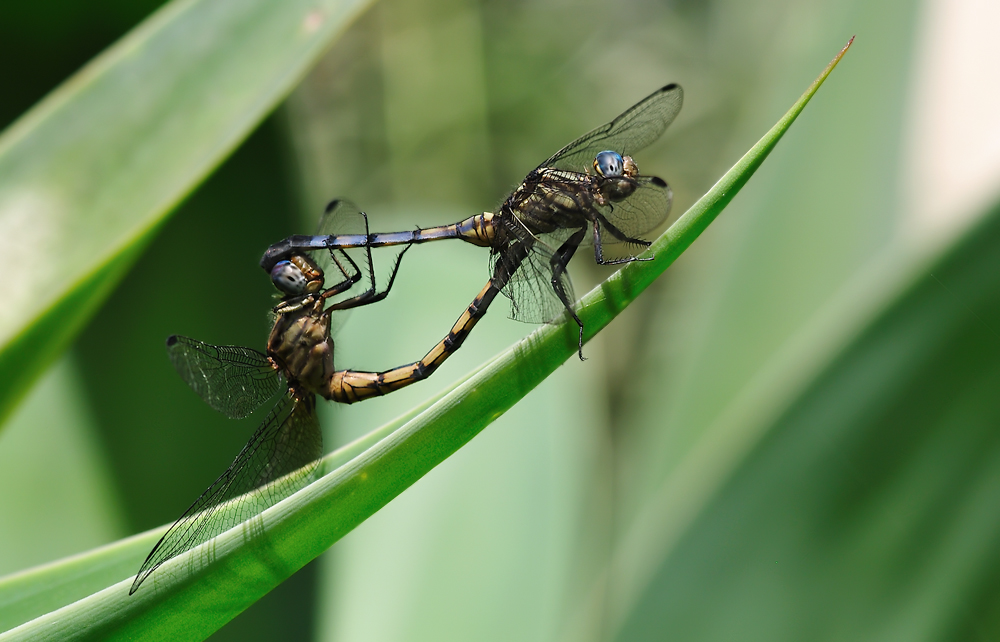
[[262, 84, 683, 359], [130, 203, 503, 594]]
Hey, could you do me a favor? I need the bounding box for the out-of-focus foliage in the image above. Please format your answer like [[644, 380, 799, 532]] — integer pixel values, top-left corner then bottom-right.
[[2, 0, 1000, 640]]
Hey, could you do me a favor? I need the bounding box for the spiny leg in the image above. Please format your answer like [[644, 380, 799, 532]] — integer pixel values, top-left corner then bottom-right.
[[324, 243, 412, 312], [323, 211, 373, 299], [324, 246, 365, 296], [550, 227, 587, 360], [596, 210, 651, 246], [591, 212, 653, 266], [323, 211, 412, 312]]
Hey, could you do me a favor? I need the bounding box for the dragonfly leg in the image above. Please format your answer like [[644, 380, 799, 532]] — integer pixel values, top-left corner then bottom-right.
[[591, 215, 653, 266], [597, 211, 653, 246], [322, 211, 410, 312], [323, 248, 365, 297], [550, 227, 587, 360], [324, 243, 412, 312], [324, 211, 373, 298]]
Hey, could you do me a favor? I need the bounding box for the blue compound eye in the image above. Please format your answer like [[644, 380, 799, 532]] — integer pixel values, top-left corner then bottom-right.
[[270, 260, 309, 295], [593, 150, 625, 178]]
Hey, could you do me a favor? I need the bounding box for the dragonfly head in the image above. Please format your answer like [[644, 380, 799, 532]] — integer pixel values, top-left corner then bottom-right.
[[594, 150, 624, 178], [594, 150, 640, 179], [595, 151, 640, 203], [270, 255, 325, 297]]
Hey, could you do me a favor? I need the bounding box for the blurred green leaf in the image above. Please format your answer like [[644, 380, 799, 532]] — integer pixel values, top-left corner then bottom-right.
[[0, 355, 131, 635], [612, 195, 1000, 641], [0, 42, 847, 641], [0, 0, 374, 429], [0, 356, 127, 579]]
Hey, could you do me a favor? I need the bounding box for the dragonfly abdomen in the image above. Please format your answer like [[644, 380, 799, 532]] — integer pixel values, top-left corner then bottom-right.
[[325, 278, 501, 404]]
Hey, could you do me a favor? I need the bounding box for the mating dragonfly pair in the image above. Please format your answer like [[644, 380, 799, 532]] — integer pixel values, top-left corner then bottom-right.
[[131, 84, 683, 594]]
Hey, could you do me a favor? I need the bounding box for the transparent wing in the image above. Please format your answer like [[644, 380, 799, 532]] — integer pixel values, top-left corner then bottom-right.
[[316, 199, 366, 237], [166, 335, 281, 419], [493, 222, 576, 325], [130, 391, 322, 594], [600, 175, 673, 243], [541, 84, 683, 174]]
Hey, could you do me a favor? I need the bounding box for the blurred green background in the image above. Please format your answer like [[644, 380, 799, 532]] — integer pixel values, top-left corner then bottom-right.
[[3, 0, 1000, 640]]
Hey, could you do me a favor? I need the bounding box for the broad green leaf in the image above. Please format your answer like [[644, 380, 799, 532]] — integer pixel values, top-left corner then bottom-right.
[[0, 0, 374, 428], [0, 40, 849, 642]]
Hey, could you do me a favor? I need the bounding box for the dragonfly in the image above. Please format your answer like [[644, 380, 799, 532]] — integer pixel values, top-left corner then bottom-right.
[[130, 203, 502, 594], [262, 84, 683, 359]]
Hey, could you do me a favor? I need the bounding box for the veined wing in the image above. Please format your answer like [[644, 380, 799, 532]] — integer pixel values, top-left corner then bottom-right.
[[492, 222, 576, 325], [167, 335, 281, 419], [541, 84, 683, 175], [316, 199, 367, 237], [130, 390, 322, 594], [600, 175, 673, 243]]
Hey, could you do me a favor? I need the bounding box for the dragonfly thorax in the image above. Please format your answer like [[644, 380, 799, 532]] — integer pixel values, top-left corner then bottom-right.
[[267, 297, 335, 396]]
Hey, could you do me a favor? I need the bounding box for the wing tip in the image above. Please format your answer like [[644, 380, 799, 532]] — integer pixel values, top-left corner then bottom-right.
[[166, 335, 180, 347], [129, 560, 157, 595]]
